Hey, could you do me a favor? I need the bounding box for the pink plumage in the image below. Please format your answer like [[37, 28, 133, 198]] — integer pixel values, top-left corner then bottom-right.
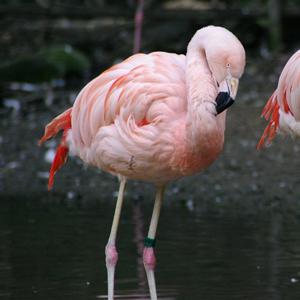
[[258, 50, 300, 149], [40, 26, 246, 300], [41, 28, 245, 187]]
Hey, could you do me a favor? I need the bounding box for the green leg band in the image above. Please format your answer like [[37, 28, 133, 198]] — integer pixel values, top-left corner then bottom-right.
[[144, 237, 156, 248]]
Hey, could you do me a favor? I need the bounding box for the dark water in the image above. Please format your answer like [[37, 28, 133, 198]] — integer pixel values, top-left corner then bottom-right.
[[1, 192, 300, 300]]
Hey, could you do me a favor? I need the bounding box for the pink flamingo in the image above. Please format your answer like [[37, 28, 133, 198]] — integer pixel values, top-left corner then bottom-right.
[[133, 0, 144, 54], [257, 50, 300, 149], [40, 26, 245, 300]]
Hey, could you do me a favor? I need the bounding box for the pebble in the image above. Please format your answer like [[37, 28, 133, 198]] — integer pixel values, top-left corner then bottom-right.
[[44, 149, 56, 164], [6, 161, 19, 169], [37, 171, 49, 179], [3, 99, 21, 112]]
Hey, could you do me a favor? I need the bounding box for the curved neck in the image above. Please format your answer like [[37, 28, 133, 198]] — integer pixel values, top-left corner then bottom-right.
[[185, 32, 224, 151], [186, 33, 217, 114]]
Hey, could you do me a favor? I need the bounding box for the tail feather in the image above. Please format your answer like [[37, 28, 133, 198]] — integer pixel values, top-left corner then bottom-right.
[[40, 108, 72, 190], [257, 93, 280, 150], [39, 108, 72, 145], [48, 144, 69, 190]]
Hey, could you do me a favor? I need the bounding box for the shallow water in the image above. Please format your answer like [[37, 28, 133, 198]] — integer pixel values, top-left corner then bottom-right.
[[1, 193, 300, 300]]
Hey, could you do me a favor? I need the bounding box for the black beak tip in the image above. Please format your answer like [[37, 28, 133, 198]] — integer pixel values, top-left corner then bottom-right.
[[215, 92, 235, 114]]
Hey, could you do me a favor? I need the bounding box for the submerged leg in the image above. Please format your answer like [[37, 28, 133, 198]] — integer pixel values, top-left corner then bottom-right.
[[143, 185, 165, 300], [105, 176, 127, 300]]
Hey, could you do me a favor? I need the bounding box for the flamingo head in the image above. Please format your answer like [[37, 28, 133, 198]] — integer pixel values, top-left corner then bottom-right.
[[204, 26, 246, 114]]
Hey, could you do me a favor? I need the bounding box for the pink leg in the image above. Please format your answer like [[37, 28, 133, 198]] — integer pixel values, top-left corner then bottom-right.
[[105, 177, 126, 300], [143, 246, 157, 300], [143, 186, 165, 300], [133, 0, 144, 53], [105, 244, 118, 300], [143, 247, 156, 270]]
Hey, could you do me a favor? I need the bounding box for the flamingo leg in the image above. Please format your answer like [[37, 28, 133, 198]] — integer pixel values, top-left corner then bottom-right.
[[143, 185, 165, 300], [105, 176, 127, 300], [133, 0, 144, 53]]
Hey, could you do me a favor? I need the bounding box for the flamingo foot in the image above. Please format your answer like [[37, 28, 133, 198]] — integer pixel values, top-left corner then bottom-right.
[[143, 246, 157, 300], [105, 243, 118, 300]]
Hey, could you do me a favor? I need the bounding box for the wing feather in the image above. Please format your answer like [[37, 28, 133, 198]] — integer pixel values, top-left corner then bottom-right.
[[71, 52, 186, 154], [277, 51, 300, 117], [258, 50, 300, 148]]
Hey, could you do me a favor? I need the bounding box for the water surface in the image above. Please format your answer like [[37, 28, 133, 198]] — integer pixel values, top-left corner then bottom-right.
[[1, 193, 300, 300]]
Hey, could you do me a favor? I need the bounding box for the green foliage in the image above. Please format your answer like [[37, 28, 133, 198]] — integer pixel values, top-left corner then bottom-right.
[[40, 45, 91, 78], [0, 45, 90, 83]]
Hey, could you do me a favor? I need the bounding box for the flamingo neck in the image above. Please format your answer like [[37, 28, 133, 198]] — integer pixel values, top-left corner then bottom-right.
[[185, 35, 223, 151]]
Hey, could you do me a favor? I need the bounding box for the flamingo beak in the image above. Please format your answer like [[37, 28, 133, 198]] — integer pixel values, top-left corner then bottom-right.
[[215, 78, 239, 114]]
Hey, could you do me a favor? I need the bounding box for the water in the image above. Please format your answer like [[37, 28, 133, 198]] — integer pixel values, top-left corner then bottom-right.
[[1, 194, 300, 300]]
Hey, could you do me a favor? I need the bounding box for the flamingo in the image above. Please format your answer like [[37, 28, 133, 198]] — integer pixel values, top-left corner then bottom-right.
[[133, 0, 144, 54], [257, 50, 300, 149], [39, 26, 246, 300]]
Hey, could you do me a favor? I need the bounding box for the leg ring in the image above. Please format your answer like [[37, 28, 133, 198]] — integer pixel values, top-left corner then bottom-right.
[[144, 237, 156, 248]]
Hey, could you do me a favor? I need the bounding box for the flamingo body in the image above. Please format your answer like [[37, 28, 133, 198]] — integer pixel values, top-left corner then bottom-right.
[[42, 27, 246, 187], [69, 52, 223, 184], [258, 50, 300, 148]]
